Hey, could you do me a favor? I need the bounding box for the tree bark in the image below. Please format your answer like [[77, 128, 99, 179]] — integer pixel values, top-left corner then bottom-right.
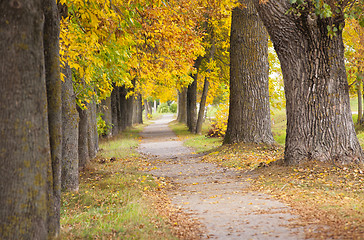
[[132, 96, 138, 124], [119, 86, 128, 130], [111, 87, 119, 135], [187, 79, 198, 132], [177, 88, 188, 123], [187, 57, 203, 132], [255, 0, 363, 164], [195, 78, 210, 134], [126, 92, 134, 127], [43, 0, 62, 236], [87, 100, 98, 159], [138, 94, 144, 124], [61, 63, 79, 192], [77, 105, 89, 169], [224, 2, 274, 145], [0, 1, 50, 238]]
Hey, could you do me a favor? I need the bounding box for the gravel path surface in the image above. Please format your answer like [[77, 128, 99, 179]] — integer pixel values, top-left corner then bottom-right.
[[138, 114, 308, 239]]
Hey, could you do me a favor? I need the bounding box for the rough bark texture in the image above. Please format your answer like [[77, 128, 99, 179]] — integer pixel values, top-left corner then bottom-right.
[[177, 88, 188, 123], [43, 0, 62, 235], [187, 79, 198, 132], [195, 78, 210, 134], [187, 57, 203, 132], [0, 1, 50, 238], [61, 63, 79, 192], [255, 0, 363, 164], [224, 2, 274, 145], [77, 106, 89, 169]]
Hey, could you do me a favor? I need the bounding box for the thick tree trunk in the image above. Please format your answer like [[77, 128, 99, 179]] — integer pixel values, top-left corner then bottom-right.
[[195, 78, 210, 134], [61, 63, 79, 192], [43, 0, 62, 236], [177, 88, 188, 123], [0, 1, 50, 238], [224, 3, 274, 145], [255, 0, 363, 164], [111, 87, 119, 135], [77, 106, 89, 169]]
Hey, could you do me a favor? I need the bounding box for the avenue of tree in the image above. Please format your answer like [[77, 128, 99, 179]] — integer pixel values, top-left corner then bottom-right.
[[0, 0, 363, 238]]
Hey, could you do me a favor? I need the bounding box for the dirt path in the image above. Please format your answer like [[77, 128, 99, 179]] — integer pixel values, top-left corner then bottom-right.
[[138, 115, 309, 239]]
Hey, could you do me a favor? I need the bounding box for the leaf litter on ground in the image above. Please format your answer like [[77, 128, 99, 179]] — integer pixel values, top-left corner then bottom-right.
[[202, 142, 364, 239]]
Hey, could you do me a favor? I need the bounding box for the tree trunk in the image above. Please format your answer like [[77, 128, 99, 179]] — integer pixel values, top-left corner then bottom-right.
[[77, 106, 89, 169], [177, 88, 188, 123], [224, 2, 274, 145], [43, 0, 62, 236], [154, 100, 157, 113], [137, 94, 143, 124], [119, 86, 128, 130], [255, 0, 363, 164], [111, 87, 119, 135], [187, 57, 203, 132], [147, 101, 153, 116], [0, 1, 50, 238], [187, 79, 198, 132], [87, 100, 98, 159], [61, 63, 79, 192], [126, 92, 134, 127], [132, 96, 138, 124], [195, 78, 210, 134]]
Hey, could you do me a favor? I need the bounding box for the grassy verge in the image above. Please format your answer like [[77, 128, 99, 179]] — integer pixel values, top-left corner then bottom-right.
[[169, 120, 222, 153], [270, 98, 364, 147], [61, 126, 199, 239]]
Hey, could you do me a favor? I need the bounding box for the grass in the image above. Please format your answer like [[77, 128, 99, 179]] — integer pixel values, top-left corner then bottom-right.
[[169, 120, 223, 154], [60, 126, 178, 239], [270, 97, 364, 147], [271, 108, 286, 145]]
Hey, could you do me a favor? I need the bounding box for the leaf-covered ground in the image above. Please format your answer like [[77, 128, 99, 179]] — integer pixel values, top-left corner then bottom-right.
[[202, 143, 364, 239]]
